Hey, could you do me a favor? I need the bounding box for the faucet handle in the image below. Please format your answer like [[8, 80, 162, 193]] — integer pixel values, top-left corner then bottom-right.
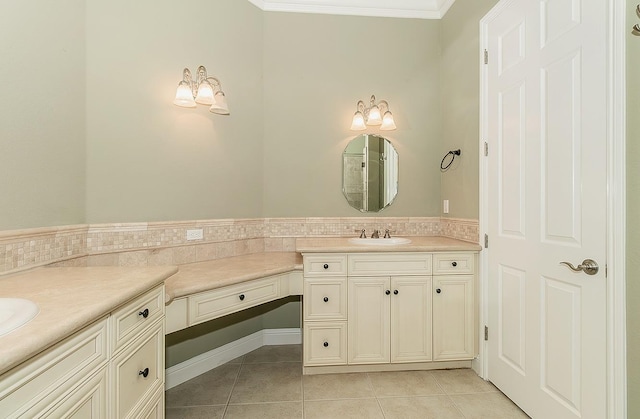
[[355, 229, 367, 238], [383, 229, 394, 238]]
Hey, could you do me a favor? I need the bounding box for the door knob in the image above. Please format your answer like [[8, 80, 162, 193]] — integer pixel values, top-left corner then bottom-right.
[[560, 259, 599, 275]]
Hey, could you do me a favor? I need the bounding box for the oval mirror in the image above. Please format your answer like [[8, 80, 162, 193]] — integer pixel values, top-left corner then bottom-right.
[[342, 134, 399, 212]]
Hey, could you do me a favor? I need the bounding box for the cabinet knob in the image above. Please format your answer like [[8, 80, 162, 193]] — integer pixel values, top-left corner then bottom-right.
[[138, 308, 149, 318], [436, 288, 442, 294], [323, 341, 329, 347], [393, 290, 399, 295], [323, 297, 329, 302], [139, 368, 149, 378], [323, 264, 329, 269], [239, 294, 245, 301], [385, 290, 391, 295], [452, 261, 458, 267]]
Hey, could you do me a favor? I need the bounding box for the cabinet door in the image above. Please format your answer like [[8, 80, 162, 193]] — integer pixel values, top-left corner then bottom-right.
[[432, 275, 475, 360], [348, 277, 390, 364], [390, 276, 432, 363]]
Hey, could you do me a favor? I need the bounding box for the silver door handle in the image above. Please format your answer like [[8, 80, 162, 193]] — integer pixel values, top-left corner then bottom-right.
[[560, 259, 599, 275]]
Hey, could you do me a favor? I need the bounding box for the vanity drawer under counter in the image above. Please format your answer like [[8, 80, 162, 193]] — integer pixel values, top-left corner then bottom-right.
[[432, 253, 476, 275], [110, 284, 164, 353], [111, 318, 164, 419], [348, 253, 432, 276], [304, 279, 347, 321], [303, 254, 347, 277]]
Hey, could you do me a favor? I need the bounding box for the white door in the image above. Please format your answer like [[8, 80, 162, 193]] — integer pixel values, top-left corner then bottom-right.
[[482, 0, 608, 418]]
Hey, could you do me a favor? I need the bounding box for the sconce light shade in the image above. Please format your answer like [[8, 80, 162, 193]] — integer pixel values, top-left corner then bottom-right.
[[174, 66, 229, 115], [209, 91, 230, 115], [350, 95, 396, 131], [367, 105, 382, 125], [350, 111, 367, 131], [173, 82, 197, 107], [380, 111, 396, 131], [195, 81, 215, 105]]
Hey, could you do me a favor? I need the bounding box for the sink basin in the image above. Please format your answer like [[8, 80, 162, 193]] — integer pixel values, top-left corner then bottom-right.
[[349, 237, 412, 246], [0, 298, 39, 337]]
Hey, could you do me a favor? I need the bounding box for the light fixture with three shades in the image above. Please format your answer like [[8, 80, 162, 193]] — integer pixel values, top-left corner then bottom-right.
[[350, 94, 396, 131], [173, 65, 230, 115]]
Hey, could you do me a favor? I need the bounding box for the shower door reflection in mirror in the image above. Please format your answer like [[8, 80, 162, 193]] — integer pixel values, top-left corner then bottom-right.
[[342, 134, 398, 212]]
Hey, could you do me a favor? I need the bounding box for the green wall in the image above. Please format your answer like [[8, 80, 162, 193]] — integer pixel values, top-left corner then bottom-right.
[[262, 12, 442, 217], [0, 0, 86, 230], [439, 0, 500, 219], [627, 2, 640, 416]]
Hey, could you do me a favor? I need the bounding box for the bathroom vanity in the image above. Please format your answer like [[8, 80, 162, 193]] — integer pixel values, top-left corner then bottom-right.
[[296, 236, 480, 374]]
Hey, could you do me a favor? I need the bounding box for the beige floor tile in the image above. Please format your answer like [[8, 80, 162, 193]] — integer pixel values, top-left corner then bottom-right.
[[368, 370, 443, 396], [303, 373, 374, 400], [304, 398, 385, 419], [243, 344, 302, 363], [450, 392, 530, 418], [165, 364, 240, 407], [229, 362, 302, 403], [224, 402, 303, 418], [165, 406, 225, 419], [430, 368, 497, 394], [378, 395, 465, 419]]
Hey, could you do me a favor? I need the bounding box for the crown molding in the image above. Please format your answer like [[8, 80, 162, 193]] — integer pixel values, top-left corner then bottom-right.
[[246, 0, 456, 19]]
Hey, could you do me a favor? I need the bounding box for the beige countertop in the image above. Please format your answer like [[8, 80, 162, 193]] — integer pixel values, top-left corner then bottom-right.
[[295, 236, 482, 253], [0, 266, 178, 376], [165, 252, 303, 302]]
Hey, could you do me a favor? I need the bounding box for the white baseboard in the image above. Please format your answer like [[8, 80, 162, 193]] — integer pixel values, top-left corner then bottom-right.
[[164, 328, 302, 390]]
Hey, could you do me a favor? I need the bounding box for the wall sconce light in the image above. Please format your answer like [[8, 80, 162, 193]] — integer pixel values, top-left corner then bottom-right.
[[173, 65, 230, 115], [350, 94, 396, 131]]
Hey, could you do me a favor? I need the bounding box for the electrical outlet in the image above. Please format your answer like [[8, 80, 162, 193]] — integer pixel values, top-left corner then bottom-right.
[[186, 228, 204, 241], [443, 200, 450, 214]]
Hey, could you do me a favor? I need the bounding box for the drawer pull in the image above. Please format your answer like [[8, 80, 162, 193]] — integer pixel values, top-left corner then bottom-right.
[[323, 264, 329, 269], [138, 308, 149, 318], [323, 297, 329, 302], [323, 341, 329, 347], [452, 261, 458, 267], [139, 368, 150, 378], [385, 290, 391, 295], [239, 294, 245, 301], [393, 290, 399, 295], [436, 288, 442, 294]]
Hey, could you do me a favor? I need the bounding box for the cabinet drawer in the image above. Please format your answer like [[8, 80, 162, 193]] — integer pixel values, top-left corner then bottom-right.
[[0, 318, 108, 419], [348, 253, 432, 276], [304, 279, 347, 321], [303, 254, 347, 277], [111, 319, 164, 419], [303, 322, 347, 366], [189, 276, 280, 326], [110, 285, 164, 353], [42, 368, 107, 419], [432, 253, 475, 275]]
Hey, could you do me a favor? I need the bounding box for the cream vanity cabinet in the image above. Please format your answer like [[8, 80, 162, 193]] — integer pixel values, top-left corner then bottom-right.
[[0, 284, 165, 419], [302, 251, 477, 371], [432, 253, 477, 360]]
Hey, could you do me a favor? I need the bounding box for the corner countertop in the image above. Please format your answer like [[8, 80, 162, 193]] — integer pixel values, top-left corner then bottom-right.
[[295, 236, 482, 253], [165, 252, 303, 302], [0, 266, 178, 376]]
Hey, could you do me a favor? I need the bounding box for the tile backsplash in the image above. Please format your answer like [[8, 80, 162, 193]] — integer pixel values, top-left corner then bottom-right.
[[0, 217, 478, 275]]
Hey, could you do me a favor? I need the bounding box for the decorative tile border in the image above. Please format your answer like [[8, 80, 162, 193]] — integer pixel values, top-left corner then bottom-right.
[[0, 217, 479, 274]]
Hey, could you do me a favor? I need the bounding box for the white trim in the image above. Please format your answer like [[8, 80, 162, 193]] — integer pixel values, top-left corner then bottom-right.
[[246, 0, 456, 19], [607, 0, 627, 417], [164, 328, 302, 390]]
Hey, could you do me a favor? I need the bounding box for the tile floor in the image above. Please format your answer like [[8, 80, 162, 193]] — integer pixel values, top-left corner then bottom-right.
[[165, 345, 530, 419]]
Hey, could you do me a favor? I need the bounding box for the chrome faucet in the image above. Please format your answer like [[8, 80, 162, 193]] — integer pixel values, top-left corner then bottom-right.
[[371, 229, 380, 238]]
